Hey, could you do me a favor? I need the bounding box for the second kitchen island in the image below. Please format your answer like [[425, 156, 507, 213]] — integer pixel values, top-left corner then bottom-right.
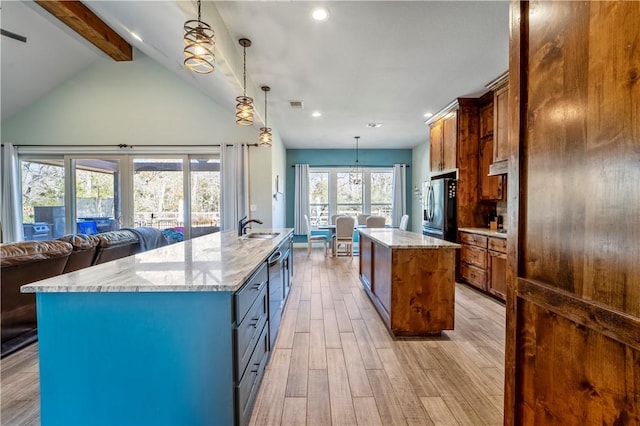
[[359, 228, 460, 336]]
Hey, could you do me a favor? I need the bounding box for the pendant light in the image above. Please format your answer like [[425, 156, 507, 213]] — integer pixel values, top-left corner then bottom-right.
[[259, 86, 273, 147], [351, 136, 362, 185], [236, 38, 254, 126], [183, 0, 215, 74]]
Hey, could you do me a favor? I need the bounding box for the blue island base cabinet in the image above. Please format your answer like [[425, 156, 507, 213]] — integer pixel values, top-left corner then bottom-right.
[[36, 291, 236, 426]]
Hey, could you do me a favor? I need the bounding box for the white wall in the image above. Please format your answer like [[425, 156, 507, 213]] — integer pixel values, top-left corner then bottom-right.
[[411, 139, 430, 232], [1, 55, 256, 146]]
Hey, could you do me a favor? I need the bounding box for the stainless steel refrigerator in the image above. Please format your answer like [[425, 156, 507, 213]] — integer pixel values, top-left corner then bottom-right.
[[422, 178, 457, 242]]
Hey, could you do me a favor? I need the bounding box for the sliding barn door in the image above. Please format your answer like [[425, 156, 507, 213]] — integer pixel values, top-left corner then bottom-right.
[[505, 1, 640, 424]]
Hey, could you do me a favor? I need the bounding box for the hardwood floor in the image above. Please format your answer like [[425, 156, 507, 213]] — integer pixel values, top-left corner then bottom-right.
[[0, 248, 506, 425], [250, 248, 505, 425]]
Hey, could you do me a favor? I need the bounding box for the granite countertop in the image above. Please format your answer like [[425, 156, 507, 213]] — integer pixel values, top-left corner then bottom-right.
[[458, 227, 508, 239], [358, 228, 461, 249], [21, 229, 293, 293]]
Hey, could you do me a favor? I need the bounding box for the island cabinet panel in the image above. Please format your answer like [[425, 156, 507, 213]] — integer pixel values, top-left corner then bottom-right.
[[506, 2, 640, 424], [358, 231, 457, 336], [373, 242, 392, 315], [391, 248, 455, 334], [359, 237, 373, 290], [36, 291, 236, 426]]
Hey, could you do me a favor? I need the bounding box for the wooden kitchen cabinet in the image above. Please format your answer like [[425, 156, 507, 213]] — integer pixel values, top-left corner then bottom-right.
[[429, 110, 457, 172], [480, 137, 504, 200], [429, 120, 444, 172], [493, 84, 509, 164], [459, 230, 506, 301]]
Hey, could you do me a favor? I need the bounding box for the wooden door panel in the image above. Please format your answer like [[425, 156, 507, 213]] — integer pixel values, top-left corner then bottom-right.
[[506, 1, 640, 424]]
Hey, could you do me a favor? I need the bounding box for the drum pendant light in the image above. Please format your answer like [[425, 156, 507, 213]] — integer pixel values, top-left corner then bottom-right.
[[259, 86, 273, 147], [183, 0, 215, 74], [236, 38, 254, 126]]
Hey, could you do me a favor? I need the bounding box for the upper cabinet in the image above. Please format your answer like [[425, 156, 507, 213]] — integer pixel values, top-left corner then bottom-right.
[[479, 96, 504, 201], [429, 110, 457, 172], [488, 74, 509, 175]]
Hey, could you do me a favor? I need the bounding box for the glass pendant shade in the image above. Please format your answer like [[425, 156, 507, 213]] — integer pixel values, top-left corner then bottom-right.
[[183, 0, 214, 74], [236, 39, 254, 126], [259, 86, 272, 147]]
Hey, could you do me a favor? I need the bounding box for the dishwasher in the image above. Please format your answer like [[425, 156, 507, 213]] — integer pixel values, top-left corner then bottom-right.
[[267, 249, 284, 348]]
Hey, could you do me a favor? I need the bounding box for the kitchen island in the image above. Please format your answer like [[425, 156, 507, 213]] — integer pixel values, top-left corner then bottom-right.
[[358, 228, 460, 336], [21, 228, 293, 426]]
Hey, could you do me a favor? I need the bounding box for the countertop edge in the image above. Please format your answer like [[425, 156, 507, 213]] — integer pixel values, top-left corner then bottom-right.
[[359, 228, 461, 249], [458, 227, 508, 239], [21, 229, 294, 294]]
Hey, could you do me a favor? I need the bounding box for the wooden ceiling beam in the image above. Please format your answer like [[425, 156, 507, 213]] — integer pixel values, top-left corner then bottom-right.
[[35, 0, 132, 61]]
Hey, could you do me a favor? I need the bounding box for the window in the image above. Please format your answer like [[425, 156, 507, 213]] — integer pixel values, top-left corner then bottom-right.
[[309, 171, 329, 226], [21, 159, 66, 240], [308, 168, 393, 224], [133, 158, 184, 230], [18, 151, 221, 241], [336, 172, 363, 217], [190, 157, 221, 237], [370, 171, 393, 223], [75, 158, 120, 234]]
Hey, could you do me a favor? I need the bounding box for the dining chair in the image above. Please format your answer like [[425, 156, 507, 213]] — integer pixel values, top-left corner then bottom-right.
[[366, 215, 386, 228], [333, 216, 356, 257], [330, 214, 345, 225], [399, 214, 410, 230], [356, 214, 370, 226], [304, 214, 328, 256]]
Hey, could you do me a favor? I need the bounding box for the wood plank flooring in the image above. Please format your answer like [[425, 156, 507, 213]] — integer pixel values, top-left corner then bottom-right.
[[250, 248, 506, 425], [0, 247, 506, 425]]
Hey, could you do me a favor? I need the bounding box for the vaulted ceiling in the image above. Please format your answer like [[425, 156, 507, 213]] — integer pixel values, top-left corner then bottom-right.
[[1, 1, 509, 149]]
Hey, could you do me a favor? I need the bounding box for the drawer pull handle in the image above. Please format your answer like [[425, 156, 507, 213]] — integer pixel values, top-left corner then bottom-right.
[[252, 281, 264, 290], [250, 318, 260, 328], [251, 362, 261, 373]]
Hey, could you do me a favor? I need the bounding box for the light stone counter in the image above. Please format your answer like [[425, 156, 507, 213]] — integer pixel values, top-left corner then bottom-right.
[[458, 227, 508, 239], [21, 228, 293, 293], [358, 228, 461, 249]]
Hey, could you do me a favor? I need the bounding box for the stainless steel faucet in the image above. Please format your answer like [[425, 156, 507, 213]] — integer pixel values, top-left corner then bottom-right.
[[238, 216, 263, 236]]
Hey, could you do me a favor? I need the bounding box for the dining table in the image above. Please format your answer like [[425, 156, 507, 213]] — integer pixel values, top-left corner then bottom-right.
[[317, 223, 366, 256]]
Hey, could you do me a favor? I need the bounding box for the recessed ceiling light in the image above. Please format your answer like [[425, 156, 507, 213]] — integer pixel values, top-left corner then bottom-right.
[[312, 111, 322, 117], [367, 123, 382, 128], [130, 32, 143, 42], [424, 112, 433, 118], [312, 7, 329, 21]]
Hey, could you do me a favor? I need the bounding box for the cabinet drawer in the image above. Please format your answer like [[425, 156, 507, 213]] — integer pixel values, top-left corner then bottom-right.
[[461, 263, 487, 290], [235, 262, 268, 323], [488, 237, 507, 254], [236, 323, 269, 426], [459, 232, 488, 248], [235, 284, 268, 380], [461, 245, 487, 269]]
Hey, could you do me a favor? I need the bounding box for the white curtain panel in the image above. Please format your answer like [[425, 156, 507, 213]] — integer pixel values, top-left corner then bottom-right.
[[1, 143, 24, 242], [391, 164, 407, 228], [220, 144, 249, 232], [293, 164, 309, 235]]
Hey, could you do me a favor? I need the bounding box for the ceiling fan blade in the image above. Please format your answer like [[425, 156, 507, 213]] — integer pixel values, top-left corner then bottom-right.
[[1, 29, 27, 43]]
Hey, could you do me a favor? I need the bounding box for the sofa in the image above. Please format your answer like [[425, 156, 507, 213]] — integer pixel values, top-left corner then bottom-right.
[[1, 240, 73, 357]]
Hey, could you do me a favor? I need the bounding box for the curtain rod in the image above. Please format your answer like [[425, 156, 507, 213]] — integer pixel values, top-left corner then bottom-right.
[[291, 164, 410, 168], [4, 143, 259, 148]]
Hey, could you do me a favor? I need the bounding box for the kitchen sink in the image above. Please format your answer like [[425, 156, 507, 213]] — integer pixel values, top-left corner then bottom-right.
[[243, 232, 280, 239]]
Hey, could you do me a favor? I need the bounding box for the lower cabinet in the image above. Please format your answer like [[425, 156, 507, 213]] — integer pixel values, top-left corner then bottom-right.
[[234, 261, 270, 426], [459, 231, 507, 301]]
